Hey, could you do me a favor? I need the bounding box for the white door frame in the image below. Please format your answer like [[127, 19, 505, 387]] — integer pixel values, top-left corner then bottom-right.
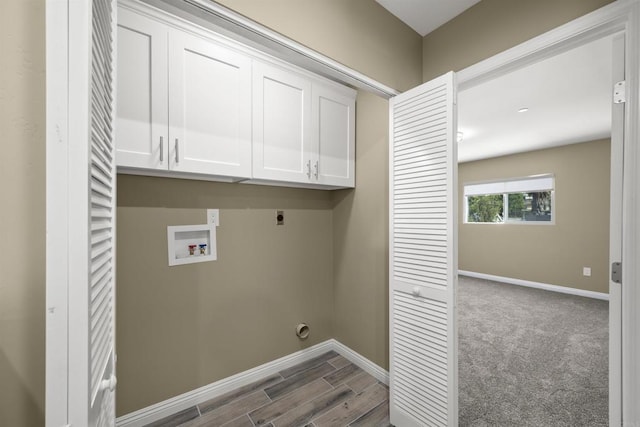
[[457, 0, 640, 423], [45, 0, 72, 424], [46, 0, 118, 425]]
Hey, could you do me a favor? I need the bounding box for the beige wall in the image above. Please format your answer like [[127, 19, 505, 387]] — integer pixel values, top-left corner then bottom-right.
[[332, 90, 390, 369], [0, 0, 46, 426], [459, 140, 611, 293], [116, 178, 336, 414], [116, 0, 422, 415], [422, 0, 614, 81], [216, 0, 422, 92]]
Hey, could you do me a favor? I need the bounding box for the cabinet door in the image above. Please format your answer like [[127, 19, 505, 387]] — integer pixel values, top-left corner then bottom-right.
[[252, 61, 312, 183], [115, 8, 168, 170], [168, 31, 252, 178], [312, 84, 356, 187]]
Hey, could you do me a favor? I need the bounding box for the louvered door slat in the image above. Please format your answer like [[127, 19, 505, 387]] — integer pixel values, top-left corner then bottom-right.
[[395, 361, 448, 399], [395, 222, 447, 229], [389, 72, 457, 426], [88, 0, 116, 425], [395, 235, 447, 245], [395, 228, 447, 236], [394, 329, 448, 365], [396, 254, 447, 269], [396, 256, 447, 269], [394, 87, 446, 115], [395, 114, 447, 137], [395, 133, 449, 151], [395, 244, 447, 254], [395, 185, 447, 195], [395, 167, 447, 180]]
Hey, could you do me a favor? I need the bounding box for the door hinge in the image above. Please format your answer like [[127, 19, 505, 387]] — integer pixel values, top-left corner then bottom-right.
[[611, 262, 622, 284], [613, 81, 626, 104]]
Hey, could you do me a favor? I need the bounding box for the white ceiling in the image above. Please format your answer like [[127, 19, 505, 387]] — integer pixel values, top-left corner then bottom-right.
[[376, 2, 613, 164], [375, 0, 481, 36], [458, 36, 613, 163]]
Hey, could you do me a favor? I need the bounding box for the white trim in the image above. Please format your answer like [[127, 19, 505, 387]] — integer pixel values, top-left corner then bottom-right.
[[45, 0, 70, 425], [134, 0, 399, 99], [463, 175, 554, 196], [622, 1, 640, 422], [459, 270, 610, 301], [67, 0, 93, 423], [609, 32, 625, 423], [115, 339, 388, 427], [331, 340, 389, 385]]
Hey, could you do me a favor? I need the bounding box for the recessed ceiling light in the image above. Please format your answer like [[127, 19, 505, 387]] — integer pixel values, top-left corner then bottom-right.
[[518, 107, 529, 113]]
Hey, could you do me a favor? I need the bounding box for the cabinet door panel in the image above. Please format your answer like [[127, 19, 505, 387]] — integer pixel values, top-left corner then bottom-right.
[[115, 9, 168, 170], [314, 85, 355, 187], [169, 32, 251, 177], [253, 62, 312, 183]]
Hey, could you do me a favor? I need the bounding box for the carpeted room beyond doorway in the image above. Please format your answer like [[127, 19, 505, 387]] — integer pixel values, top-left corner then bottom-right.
[[458, 275, 608, 426]]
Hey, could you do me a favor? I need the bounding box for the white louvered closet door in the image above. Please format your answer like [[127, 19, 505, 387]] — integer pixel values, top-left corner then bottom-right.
[[389, 72, 458, 427], [64, 0, 118, 425], [88, 1, 118, 425]]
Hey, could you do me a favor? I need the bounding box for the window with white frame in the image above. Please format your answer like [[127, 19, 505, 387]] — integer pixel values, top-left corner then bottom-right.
[[464, 175, 555, 224]]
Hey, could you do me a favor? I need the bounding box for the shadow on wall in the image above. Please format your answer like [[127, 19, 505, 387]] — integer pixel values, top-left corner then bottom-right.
[[0, 350, 44, 426], [117, 175, 334, 210]]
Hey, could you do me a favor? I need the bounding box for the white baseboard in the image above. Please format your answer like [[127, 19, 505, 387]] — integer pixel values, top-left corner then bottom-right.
[[115, 339, 388, 427], [458, 270, 609, 301], [332, 340, 389, 385]]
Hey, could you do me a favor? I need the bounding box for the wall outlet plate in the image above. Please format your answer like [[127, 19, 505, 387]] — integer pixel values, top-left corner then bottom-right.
[[583, 267, 591, 277], [207, 209, 220, 226]]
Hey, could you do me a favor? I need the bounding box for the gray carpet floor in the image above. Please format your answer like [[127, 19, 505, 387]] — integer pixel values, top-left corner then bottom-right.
[[458, 275, 609, 426]]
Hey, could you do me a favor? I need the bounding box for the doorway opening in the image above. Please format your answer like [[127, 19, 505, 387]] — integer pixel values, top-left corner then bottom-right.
[[456, 32, 621, 425]]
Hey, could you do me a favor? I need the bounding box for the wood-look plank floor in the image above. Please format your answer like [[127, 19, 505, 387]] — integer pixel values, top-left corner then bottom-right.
[[145, 351, 391, 427]]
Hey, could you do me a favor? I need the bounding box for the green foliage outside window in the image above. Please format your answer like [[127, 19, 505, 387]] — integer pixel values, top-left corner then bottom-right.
[[508, 193, 526, 219], [468, 191, 552, 223], [467, 194, 503, 223]]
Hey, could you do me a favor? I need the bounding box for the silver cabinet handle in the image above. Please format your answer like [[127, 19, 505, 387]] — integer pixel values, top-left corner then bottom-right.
[[306, 160, 311, 179], [160, 136, 164, 162], [314, 161, 319, 179], [175, 138, 179, 164]]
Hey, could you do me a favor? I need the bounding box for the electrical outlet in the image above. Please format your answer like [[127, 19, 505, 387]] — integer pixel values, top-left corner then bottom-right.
[[207, 209, 220, 226], [276, 210, 284, 225], [583, 267, 591, 277]]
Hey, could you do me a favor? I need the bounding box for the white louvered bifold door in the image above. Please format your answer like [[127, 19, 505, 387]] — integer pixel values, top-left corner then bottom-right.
[[89, 1, 117, 425], [389, 72, 458, 427], [65, 0, 118, 426]]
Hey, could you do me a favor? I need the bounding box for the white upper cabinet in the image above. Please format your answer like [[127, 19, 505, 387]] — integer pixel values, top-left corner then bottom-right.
[[252, 61, 313, 183], [168, 31, 252, 177], [116, 8, 252, 180], [116, 3, 355, 188], [252, 61, 356, 188], [313, 84, 356, 188], [116, 8, 168, 170]]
